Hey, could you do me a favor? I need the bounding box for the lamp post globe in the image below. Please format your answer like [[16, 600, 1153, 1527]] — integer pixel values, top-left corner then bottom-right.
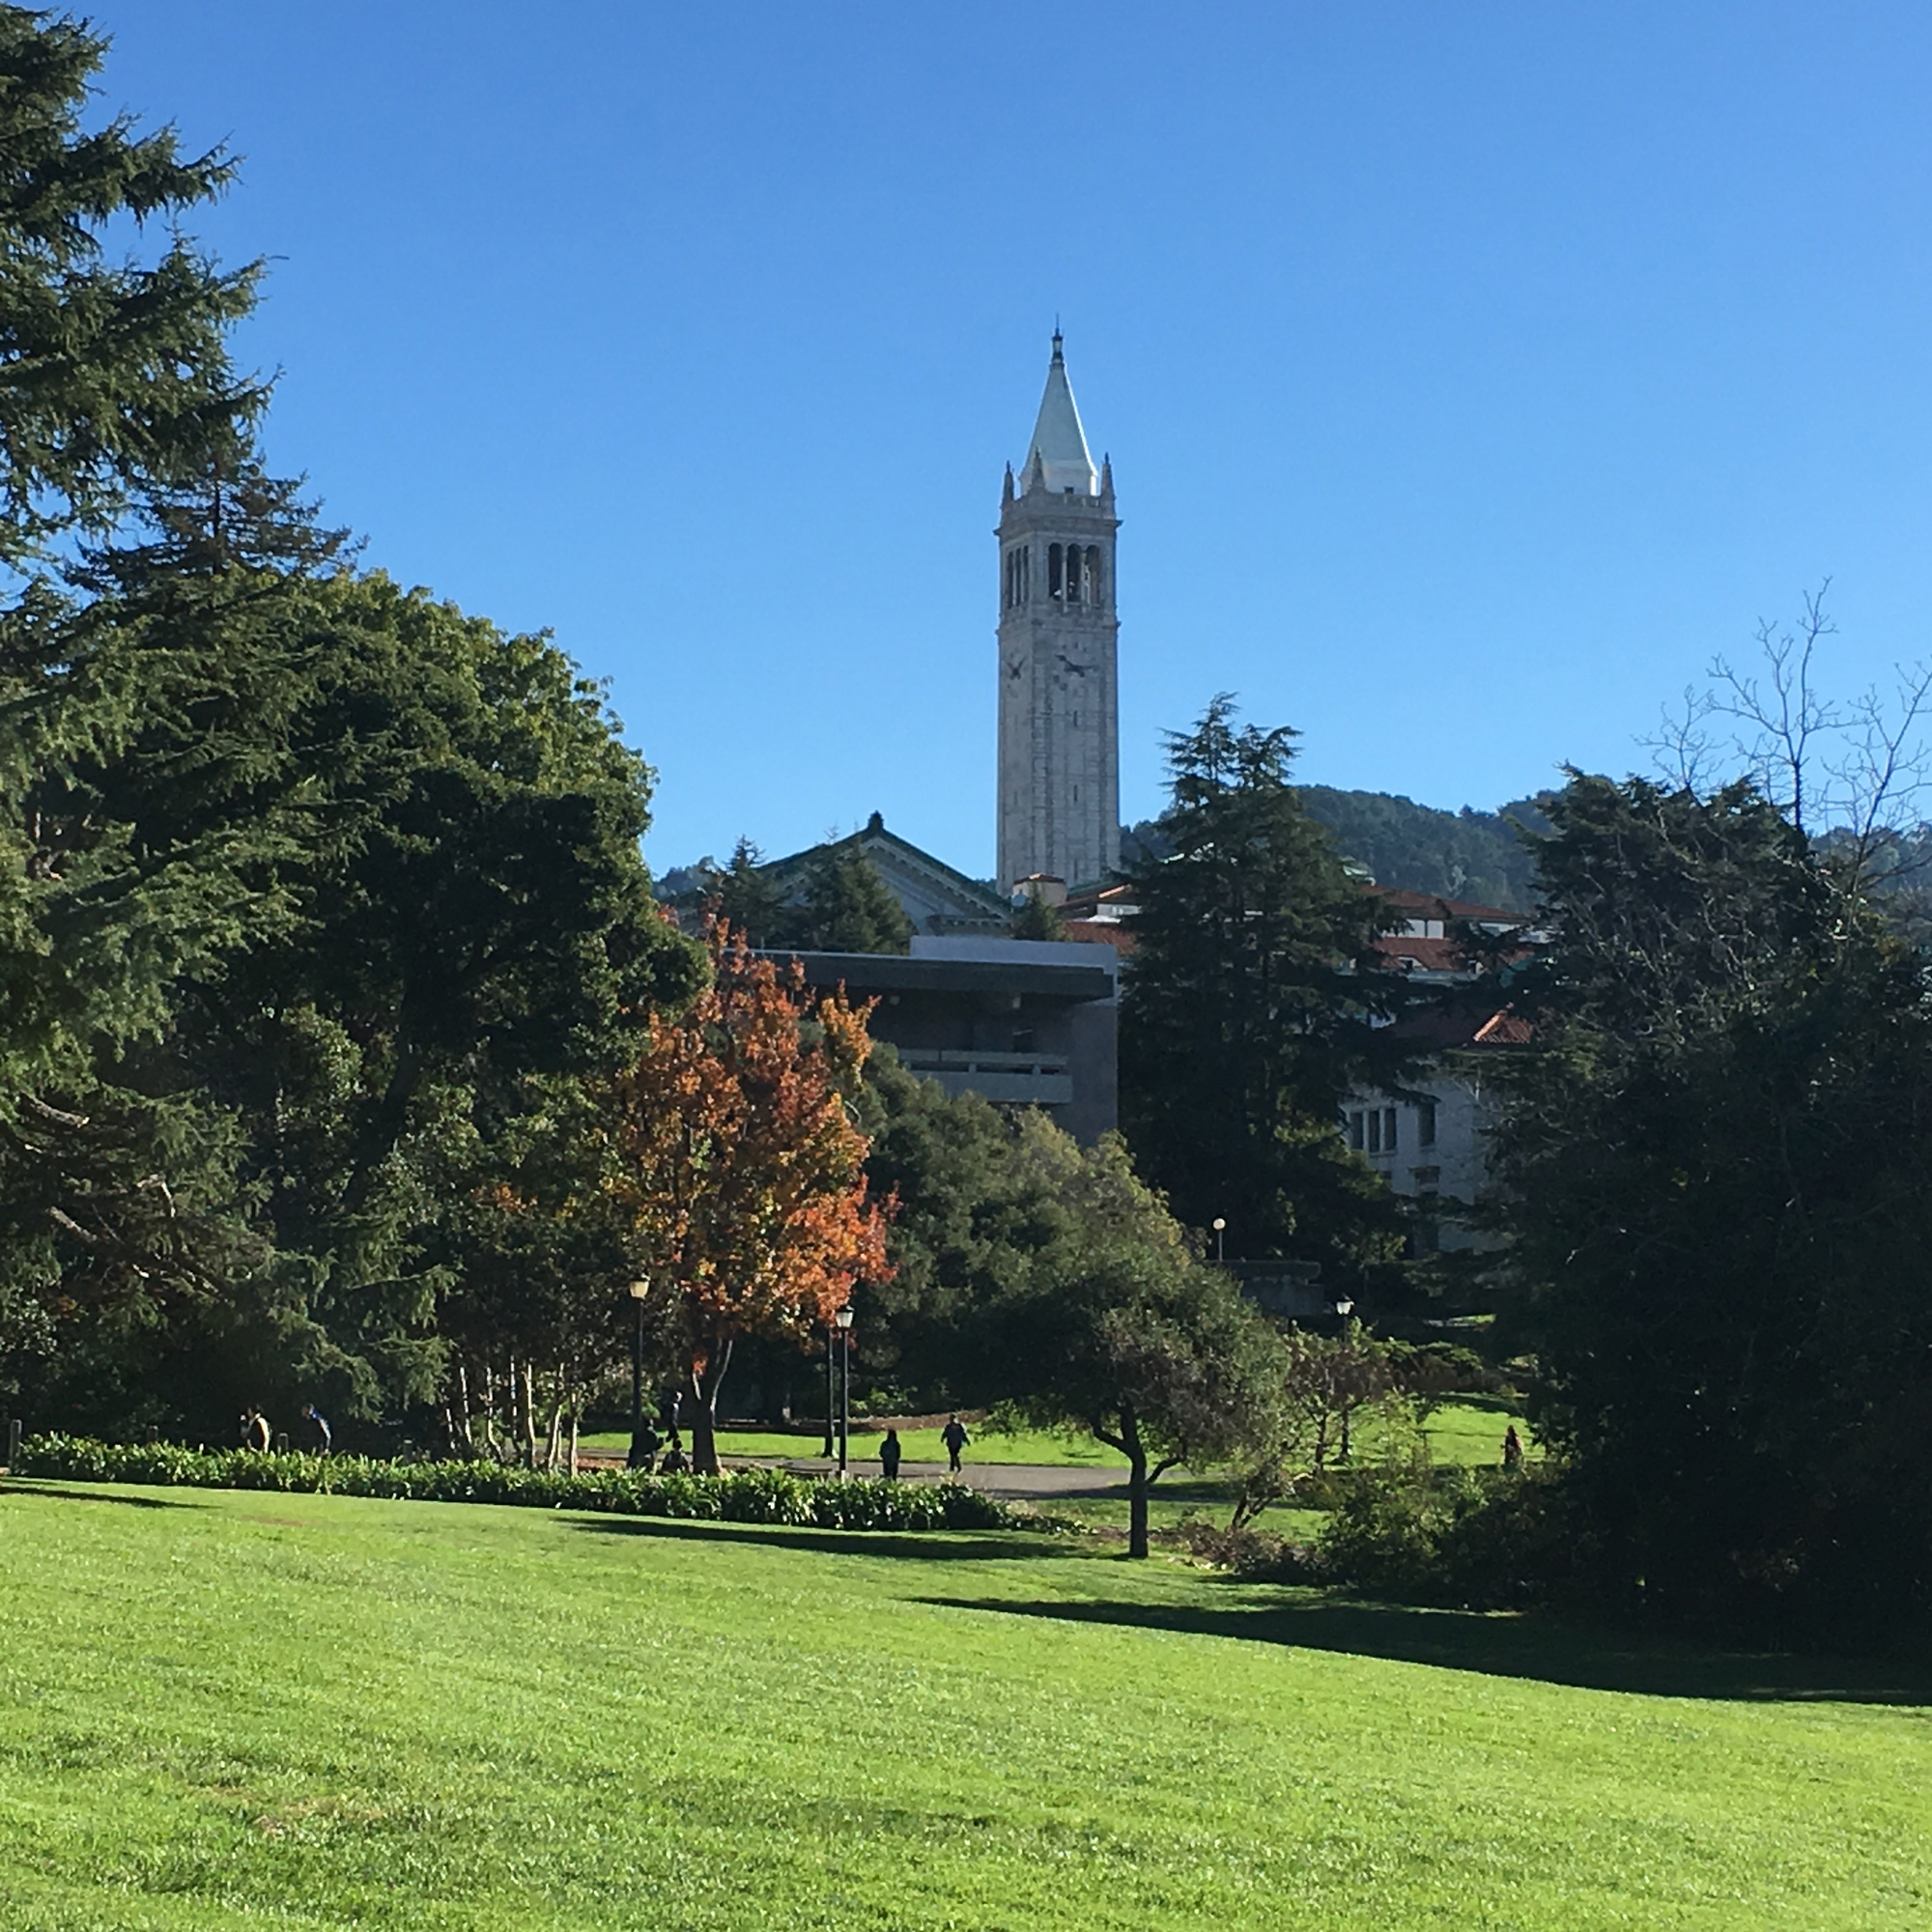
[[1211, 1216, 1227, 1264], [834, 1305, 855, 1476]]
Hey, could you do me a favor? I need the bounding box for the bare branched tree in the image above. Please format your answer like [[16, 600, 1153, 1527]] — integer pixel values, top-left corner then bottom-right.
[[1643, 582, 1932, 884]]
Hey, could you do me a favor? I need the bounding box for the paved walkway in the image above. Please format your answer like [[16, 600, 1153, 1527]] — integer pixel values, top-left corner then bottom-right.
[[741, 1455, 1128, 1499]]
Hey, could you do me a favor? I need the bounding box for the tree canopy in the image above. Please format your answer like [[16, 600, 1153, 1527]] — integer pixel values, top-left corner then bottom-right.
[[1120, 696, 1414, 1272], [1492, 772, 1932, 1635]]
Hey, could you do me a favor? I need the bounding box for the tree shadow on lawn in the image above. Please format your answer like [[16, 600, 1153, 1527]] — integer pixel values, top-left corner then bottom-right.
[[569, 1515, 1074, 1564], [916, 1587, 1932, 1706], [1, 1480, 200, 1511]]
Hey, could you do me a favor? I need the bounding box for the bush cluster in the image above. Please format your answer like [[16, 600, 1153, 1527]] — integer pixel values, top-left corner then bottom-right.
[[1314, 1463, 1574, 1607], [12, 1435, 1033, 1534]]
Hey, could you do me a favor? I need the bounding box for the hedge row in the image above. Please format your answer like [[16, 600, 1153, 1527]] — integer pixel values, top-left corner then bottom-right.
[[11, 1435, 1036, 1533]]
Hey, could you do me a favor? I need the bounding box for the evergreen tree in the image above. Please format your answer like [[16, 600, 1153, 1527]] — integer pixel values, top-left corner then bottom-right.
[[1009, 891, 1069, 940], [1120, 697, 1413, 1269], [0, 9, 268, 571], [793, 843, 913, 954], [1492, 774, 1932, 1636]]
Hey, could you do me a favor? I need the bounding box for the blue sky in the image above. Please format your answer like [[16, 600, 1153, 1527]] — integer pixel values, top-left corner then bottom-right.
[[99, 2, 1932, 877]]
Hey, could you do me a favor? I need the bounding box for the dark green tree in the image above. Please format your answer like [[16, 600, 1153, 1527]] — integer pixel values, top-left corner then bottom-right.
[[1492, 772, 1932, 1635], [791, 842, 913, 954], [993, 1120, 1284, 1557], [1009, 891, 1069, 940], [697, 837, 788, 948], [1120, 696, 1413, 1269], [0, 8, 268, 571]]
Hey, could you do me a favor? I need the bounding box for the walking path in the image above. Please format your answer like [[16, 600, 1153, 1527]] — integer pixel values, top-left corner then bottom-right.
[[738, 1455, 1130, 1499]]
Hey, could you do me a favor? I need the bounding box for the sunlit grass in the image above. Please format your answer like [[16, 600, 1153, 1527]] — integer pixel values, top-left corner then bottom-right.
[[1, 1477, 1923, 1929]]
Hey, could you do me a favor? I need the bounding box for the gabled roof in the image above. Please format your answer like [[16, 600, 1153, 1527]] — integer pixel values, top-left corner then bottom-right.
[[1024, 332, 1098, 496], [762, 812, 1009, 934]]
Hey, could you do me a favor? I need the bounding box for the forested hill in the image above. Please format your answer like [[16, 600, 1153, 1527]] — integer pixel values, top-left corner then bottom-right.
[[1124, 788, 1554, 911]]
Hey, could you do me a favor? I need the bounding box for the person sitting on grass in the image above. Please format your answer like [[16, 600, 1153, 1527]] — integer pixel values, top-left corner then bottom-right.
[[659, 1435, 688, 1475], [879, 1428, 902, 1481], [941, 1414, 969, 1475]]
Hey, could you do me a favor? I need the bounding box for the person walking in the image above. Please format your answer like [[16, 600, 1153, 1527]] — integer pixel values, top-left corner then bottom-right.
[[243, 1408, 271, 1453], [879, 1428, 902, 1481], [1501, 1424, 1523, 1471], [302, 1405, 332, 1455], [941, 1413, 970, 1475]]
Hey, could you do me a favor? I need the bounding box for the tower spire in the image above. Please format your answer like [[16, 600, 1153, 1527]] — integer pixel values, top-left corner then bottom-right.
[[1025, 331, 1095, 496]]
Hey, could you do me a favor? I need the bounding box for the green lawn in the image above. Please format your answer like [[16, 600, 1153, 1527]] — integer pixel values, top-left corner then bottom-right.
[[2, 1479, 1925, 1929], [580, 1399, 1530, 1473]]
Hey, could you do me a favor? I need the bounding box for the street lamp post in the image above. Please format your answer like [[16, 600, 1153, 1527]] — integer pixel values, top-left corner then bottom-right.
[[626, 1280, 651, 1468], [835, 1305, 855, 1477], [1333, 1295, 1356, 1462], [1212, 1216, 1227, 1264], [821, 1324, 836, 1461]]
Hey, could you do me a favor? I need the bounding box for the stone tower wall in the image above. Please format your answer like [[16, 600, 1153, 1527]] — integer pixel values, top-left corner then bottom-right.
[[995, 480, 1121, 894]]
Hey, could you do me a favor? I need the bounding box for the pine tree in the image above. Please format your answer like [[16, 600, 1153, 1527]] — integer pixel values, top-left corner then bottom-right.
[[1121, 696, 1411, 1268]]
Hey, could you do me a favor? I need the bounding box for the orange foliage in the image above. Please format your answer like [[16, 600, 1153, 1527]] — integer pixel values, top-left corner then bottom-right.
[[604, 922, 893, 1464]]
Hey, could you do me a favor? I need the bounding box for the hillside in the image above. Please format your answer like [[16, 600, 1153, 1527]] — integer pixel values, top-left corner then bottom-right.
[[1125, 788, 1553, 910]]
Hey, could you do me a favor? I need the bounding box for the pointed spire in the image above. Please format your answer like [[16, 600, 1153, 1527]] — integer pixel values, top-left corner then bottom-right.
[[1098, 455, 1115, 509], [1024, 331, 1096, 496], [1002, 461, 1015, 505]]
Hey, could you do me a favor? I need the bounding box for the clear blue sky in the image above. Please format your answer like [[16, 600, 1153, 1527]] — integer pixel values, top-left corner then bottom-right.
[[100, 2, 1932, 877]]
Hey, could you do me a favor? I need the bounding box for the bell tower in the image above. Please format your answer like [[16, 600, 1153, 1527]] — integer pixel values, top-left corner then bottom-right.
[[996, 331, 1121, 895]]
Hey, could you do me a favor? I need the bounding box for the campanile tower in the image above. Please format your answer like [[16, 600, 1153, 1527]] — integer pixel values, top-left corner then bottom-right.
[[996, 332, 1120, 895]]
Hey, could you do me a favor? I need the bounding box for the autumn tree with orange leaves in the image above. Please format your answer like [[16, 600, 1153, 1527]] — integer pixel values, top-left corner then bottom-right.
[[603, 923, 892, 1473]]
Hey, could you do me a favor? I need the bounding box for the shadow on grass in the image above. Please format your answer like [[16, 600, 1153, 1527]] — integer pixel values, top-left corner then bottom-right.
[[570, 1515, 1073, 1563], [1, 1480, 199, 1511], [916, 1589, 1932, 1706]]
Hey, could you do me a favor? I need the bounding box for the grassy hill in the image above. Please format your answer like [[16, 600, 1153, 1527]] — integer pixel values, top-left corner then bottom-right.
[[1124, 792, 1553, 910], [3, 1480, 1926, 1928]]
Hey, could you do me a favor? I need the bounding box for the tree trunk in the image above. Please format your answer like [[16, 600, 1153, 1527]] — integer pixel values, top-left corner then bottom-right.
[[544, 1400, 564, 1472], [688, 1339, 734, 1476], [518, 1358, 538, 1468], [1121, 1399, 1151, 1559], [568, 1411, 580, 1476]]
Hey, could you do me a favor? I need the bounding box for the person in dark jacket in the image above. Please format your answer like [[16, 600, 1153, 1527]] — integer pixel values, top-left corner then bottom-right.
[[879, 1429, 903, 1480], [1502, 1424, 1524, 1470], [941, 1414, 970, 1474]]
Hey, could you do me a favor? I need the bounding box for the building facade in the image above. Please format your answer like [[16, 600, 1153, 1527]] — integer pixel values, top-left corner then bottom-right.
[[778, 935, 1120, 1144], [996, 333, 1121, 895]]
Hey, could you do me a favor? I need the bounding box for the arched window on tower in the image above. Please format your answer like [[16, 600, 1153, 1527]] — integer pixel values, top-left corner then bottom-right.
[[1085, 546, 1102, 607], [1048, 543, 1064, 599], [1020, 546, 1030, 602], [1065, 544, 1083, 603]]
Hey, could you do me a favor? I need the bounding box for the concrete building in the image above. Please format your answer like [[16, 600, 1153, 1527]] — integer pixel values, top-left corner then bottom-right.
[[996, 333, 1121, 895], [778, 935, 1120, 1145]]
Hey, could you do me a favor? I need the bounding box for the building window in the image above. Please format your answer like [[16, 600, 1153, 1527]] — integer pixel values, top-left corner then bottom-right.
[[1418, 1099, 1436, 1148], [1048, 543, 1064, 598], [1085, 545, 1102, 606], [1066, 544, 1084, 602], [1382, 1106, 1398, 1152], [1345, 1111, 1364, 1151], [1367, 1110, 1381, 1153]]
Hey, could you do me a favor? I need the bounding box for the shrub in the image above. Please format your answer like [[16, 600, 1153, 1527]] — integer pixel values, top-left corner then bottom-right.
[[1316, 1460, 1575, 1606], [10, 1435, 1041, 1534]]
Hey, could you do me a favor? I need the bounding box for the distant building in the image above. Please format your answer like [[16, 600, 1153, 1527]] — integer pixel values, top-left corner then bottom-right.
[[774, 935, 1120, 1144], [1346, 892, 1537, 1253], [761, 812, 1009, 937], [997, 333, 1121, 895]]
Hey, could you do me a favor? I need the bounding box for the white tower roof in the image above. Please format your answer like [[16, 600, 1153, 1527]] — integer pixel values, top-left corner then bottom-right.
[[1024, 332, 1098, 496]]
